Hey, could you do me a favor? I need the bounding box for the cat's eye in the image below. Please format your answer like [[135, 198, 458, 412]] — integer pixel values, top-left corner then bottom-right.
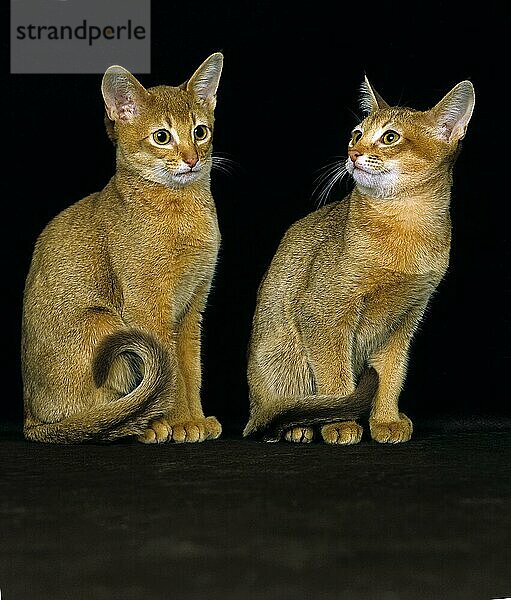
[[380, 130, 400, 145], [351, 130, 363, 144], [152, 129, 172, 145], [194, 125, 209, 141]]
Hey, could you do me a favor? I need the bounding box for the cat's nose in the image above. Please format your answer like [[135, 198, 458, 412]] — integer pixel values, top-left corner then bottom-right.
[[182, 154, 199, 169], [348, 149, 362, 163]]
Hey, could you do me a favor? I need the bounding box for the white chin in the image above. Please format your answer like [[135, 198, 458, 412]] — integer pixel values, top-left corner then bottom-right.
[[170, 172, 201, 186], [353, 169, 378, 188], [353, 170, 395, 198], [145, 170, 202, 187]]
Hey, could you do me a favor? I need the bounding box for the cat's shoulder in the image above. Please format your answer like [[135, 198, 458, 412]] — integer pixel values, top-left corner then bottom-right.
[[284, 197, 350, 240], [36, 192, 100, 246]]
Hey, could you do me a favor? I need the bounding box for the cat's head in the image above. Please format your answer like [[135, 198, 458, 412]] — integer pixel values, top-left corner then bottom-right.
[[101, 52, 223, 188], [345, 77, 475, 198]]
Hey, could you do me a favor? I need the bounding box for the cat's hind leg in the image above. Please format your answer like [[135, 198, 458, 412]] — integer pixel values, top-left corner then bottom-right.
[[298, 300, 364, 445], [245, 323, 316, 443], [23, 308, 174, 443], [245, 305, 377, 443]]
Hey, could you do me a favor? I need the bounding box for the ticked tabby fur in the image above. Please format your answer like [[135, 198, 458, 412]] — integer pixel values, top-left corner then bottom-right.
[[22, 53, 224, 444], [244, 78, 475, 443]]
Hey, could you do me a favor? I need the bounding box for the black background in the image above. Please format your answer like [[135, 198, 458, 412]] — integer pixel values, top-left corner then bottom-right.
[[5, 1, 508, 433]]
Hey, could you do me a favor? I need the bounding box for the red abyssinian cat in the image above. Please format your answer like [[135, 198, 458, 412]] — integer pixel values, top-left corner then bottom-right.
[[22, 53, 224, 444], [244, 78, 475, 444]]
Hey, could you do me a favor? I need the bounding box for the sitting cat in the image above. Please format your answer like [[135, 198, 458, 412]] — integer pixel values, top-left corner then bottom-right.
[[244, 77, 474, 444], [22, 53, 224, 444]]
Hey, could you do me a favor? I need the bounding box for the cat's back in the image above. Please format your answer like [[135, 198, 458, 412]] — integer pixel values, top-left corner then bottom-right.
[[25, 191, 107, 299], [270, 198, 350, 266], [255, 198, 350, 306], [31, 191, 100, 256]]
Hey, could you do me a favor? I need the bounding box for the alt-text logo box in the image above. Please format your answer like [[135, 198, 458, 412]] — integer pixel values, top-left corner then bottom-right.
[[11, 0, 151, 74]]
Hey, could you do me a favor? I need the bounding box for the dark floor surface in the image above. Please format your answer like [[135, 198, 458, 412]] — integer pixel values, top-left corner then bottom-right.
[[1, 422, 511, 600]]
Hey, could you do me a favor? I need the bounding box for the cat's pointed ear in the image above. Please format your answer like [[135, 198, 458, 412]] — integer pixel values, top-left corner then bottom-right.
[[185, 52, 223, 109], [101, 65, 148, 123], [428, 81, 475, 143], [360, 76, 390, 114]]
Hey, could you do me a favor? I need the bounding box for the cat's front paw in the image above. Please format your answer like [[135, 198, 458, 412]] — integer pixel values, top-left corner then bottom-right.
[[321, 421, 363, 445], [369, 413, 413, 443], [284, 426, 314, 443], [138, 416, 222, 444]]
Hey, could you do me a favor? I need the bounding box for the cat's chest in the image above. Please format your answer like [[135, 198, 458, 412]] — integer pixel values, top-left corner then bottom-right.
[[134, 203, 220, 263], [111, 201, 220, 308], [347, 204, 452, 276], [358, 269, 437, 322], [353, 228, 450, 277], [351, 268, 439, 355]]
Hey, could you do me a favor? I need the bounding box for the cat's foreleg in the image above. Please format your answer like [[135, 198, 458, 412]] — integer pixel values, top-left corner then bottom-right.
[[136, 286, 222, 443], [138, 290, 221, 444], [368, 308, 425, 443], [170, 296, 222, 442]]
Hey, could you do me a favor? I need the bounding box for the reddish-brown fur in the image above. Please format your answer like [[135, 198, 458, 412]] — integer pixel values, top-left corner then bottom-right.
[[22, 53, 224, 444], [244, 78, 475, 444]]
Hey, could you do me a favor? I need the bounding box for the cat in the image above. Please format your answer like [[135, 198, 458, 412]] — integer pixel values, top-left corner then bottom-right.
[[244, 77, 475, 444], [22, 52, 224, 444]]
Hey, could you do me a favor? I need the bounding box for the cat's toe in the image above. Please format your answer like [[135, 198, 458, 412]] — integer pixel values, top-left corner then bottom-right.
[[284, 426, 314, 443], [321, 421, 363, 445], [137, 418, 171, 444], [166, 417, 222, 443], [203, 416, 222, 440], [370, 413, 413, 443], [170, 423, 201, 443]]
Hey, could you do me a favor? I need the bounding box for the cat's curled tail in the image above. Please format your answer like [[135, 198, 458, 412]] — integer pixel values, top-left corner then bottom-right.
[[243, 367, 378, 442], [24, 329, 173, 444]]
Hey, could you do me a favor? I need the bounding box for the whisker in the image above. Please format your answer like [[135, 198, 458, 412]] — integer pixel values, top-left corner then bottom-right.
[[313, 156, 345, 174], [212, 161, 235, 174], [312, 165, 340, 191], [311, 174, 339, 208], [211, 153, 243, 177], [311, 159, 348, 209], [313, 167, 340, 188], [318, 169, 345, 208]]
